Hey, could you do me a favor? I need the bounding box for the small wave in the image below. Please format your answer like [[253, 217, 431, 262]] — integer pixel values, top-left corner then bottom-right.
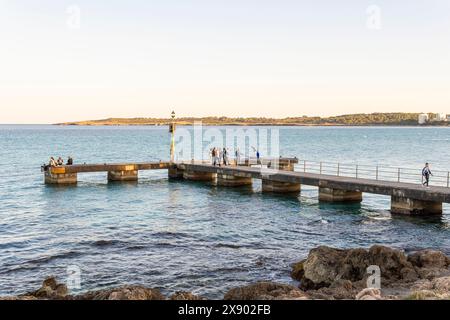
[[80, 239, 127, 248], [126, 245, 147, 251], [0, 250, 82, 275], [214, 243, 243, 249], [151, 231, 191, 239], [26, 250, 82, 264]]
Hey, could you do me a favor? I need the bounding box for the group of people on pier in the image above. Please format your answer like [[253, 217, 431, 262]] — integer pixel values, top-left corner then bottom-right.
[[210, 147, 261, 167], [210, 147, 233, 166], [42, 156, 74, 171]]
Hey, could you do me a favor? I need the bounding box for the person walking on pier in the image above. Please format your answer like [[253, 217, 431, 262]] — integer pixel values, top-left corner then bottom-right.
[[422, 163, 433, 187]]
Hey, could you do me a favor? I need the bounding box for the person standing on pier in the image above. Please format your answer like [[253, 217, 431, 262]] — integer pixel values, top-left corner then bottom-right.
[[235, 148, 241, 166], [212, 148, 217, 166], [422, 163, 433, 187], [223, 148, 228, 166], [218, 148, 223, 167]]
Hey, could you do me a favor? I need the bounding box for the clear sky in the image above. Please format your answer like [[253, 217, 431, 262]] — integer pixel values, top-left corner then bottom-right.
[[1, 0, 449, 124]]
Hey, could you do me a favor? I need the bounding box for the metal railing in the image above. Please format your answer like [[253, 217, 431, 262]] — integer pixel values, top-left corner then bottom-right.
[[295, 160, 450, 188]]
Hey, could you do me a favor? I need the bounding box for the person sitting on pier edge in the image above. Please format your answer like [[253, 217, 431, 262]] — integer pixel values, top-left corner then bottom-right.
[[49, 157, 57, 167], [66, 156, 73, 166], [422, 163, 433, 187], [56, 157, 64, 166]]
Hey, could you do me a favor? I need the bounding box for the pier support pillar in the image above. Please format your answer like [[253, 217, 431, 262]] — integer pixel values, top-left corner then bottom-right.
[[217, 173, 252, 187], [268, 161, 295, 172], [183, 170, 216, 181], [168, 165, 184, 180], [108, 170, 138, 182], [391, 196, 442, 215], [319, 187, 362, 203], [45, 171, 77, 185], [262, 179, 301, 193]]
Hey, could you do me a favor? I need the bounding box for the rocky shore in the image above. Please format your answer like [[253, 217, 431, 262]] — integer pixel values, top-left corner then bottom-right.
[[2, 245, 449, 300]]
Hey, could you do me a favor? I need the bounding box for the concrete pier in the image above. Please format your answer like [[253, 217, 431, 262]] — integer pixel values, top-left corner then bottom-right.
[[108, 170, 138, 182], [217, 173, 252, 187], [41, 159, 450, 217], [319, 187, 363, 203], [183, 169, 216, 181], [262, 179, 301, 193], [391, 196, 442, 215], [45, 170, 77, 185], [43, 162, 170, 185], [168, 165, 184, 179], [267, 161, 295, 172]]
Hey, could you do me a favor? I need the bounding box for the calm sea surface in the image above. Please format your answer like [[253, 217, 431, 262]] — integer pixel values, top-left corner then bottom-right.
[[0, 125, 449, 298]]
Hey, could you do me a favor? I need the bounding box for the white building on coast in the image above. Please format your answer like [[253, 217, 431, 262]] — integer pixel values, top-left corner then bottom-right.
[[418, 113, 429, 125]]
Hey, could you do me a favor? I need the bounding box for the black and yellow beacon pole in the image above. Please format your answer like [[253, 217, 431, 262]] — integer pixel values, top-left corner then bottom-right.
[[169, 111, 176, 163]]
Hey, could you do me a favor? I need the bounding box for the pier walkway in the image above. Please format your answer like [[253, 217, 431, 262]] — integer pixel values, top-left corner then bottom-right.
[[42, 157, 450, 215]]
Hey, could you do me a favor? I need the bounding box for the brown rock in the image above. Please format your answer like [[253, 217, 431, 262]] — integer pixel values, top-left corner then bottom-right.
[[293, 245, 422, 290], [355, 288, 382, 300], [170, 291, 205, 300], [290, 260, 305, 281], [77, 286, 165, 300], [368, 245, 418, 284], [224, 282, 308, 300], [408, 250, 450, 279], [300, 246, 346, 289], [29, 277, 68, 299], [408, 250, 450, 269]]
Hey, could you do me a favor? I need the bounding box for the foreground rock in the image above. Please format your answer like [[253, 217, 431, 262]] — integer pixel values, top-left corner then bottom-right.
[[169, 291, 205, 300], [224, 282, 309, 300], [75, 285, 165, 300], [291, 245, 450, 299]]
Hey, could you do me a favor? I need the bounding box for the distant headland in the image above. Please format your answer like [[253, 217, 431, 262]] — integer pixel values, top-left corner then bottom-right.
[[57, 112, 450, 127]]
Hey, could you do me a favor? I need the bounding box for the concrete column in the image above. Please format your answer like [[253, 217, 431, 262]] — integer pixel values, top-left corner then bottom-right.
[[44, 169, 77, 185], [391, 196, 442, 215], [168, 166, 184, 180], [262, 179, 301, 193], [183, 169, 216, 181], [268, 161, 295, 172], [217, 173, 252, 187], [319, 187, 362, 202], [108, 170, 138, 182]]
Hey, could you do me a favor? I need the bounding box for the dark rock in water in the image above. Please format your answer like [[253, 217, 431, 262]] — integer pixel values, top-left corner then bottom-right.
[[75, 286, 165, 300], [290, 260, 305, 282], [26, 276, 68, 299], [224, 282, 309, 300], [169, 291, 205, 300]]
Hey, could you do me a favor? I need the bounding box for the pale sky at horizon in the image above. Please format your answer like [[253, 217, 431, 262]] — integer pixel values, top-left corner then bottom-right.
[[1, 0, 450, 124]]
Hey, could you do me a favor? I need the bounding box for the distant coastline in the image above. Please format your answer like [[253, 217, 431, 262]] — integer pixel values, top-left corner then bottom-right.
[[56, 113, 450, 127]]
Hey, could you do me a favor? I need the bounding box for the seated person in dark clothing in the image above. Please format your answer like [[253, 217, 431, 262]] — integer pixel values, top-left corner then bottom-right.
[[66, 156, 74, 166]]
